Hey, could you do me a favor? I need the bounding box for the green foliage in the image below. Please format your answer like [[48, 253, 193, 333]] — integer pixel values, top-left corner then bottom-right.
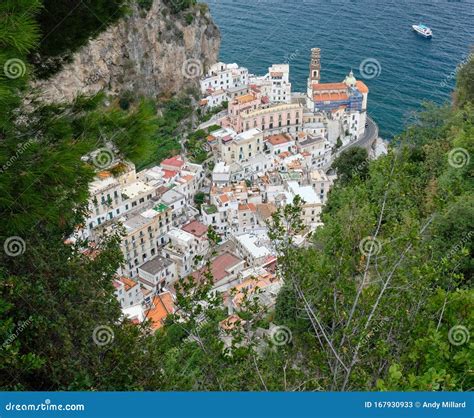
[[164, 0, 197, 14], [207, 124, 221, 132], [137, 0, 154, 12], [199, 102, 227, 123], [194, 191, 206, 207], [185, 129, 209, 163], [185, 13, 194, 25], [332, 146, 369, 185], [272, 96, 473, 390], [133, 97, 193, 169], [456, 52, 474, 107], [0, 0, 41, 132]]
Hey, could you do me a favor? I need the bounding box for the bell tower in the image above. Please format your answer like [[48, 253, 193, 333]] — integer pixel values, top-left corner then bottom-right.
[[309, 48, 321, 83], [307, 48, 321, 110]]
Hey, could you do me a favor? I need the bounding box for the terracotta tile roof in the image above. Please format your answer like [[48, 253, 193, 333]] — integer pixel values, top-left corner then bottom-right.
[[218, 194, 229, 204], [312, 82, 347, 91], [141, 287, 152, 297], [182, 220, 208, 238], [270, 71, 283, 77], [160, 155, 184, 168], [221, 134, 233, 143], [266, 133, 292, 146], [192, 252, 243, 283], [199, 99, 208, 106], [231, 273, 277, 307], [313, 92, 349, 102], [278, 151, 292, 159], [238, 203, 255, 212], [97, 171, 112, 179], [235, 93, 256, 105], [256, 203, 277, 220], [356, 80, 369, 94], [120, 276, 138, 291], [146, 292, 174, 331], [179, 174, 194, 183], [156, 185, 170, 197], [163, 169, 178, 179]]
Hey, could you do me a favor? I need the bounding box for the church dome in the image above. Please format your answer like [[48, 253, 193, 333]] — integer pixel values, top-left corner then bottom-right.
[[344, 70, 357, 87]]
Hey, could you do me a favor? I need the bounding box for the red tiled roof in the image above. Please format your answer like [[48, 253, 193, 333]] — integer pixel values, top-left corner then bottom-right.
[[313, 92, 349, 102], [146, 292, 174, 331], [218, 194, 230, 204], [356, 80, 369, 94], [192, 252, 242, 283], [163, 169, 178, 179], [312, 82, 347, 91], [266, 133, 292, 146], [235, 94, 257, 105], [161, 155, 185, 168], [182, 220, 208, 238]]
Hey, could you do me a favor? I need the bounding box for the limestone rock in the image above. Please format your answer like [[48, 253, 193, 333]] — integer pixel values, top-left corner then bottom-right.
[[33, 0, 220, 102]]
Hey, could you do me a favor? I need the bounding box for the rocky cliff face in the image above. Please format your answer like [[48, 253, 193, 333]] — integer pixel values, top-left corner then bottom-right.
[[33, 0, 220, 102]]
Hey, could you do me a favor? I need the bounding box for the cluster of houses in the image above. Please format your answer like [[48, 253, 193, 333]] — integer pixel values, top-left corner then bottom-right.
[[200, 48, 369, 152], [76, 48, 371, 333]]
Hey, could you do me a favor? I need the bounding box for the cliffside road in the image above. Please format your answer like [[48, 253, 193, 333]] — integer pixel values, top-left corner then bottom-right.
[[197, 110, 228, 131], [339, 115, 378, 155], [323, 115, 379, 173]]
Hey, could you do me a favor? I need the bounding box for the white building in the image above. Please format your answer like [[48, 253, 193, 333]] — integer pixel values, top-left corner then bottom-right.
[[200, 62, 249, 108], [265, 133, 295, 156], [250, 64, 291, 104], [285, 181, 322, 226], [113, 277, 143, 309], [138, 256, 177, 292], [307, 169, 332, 203], [229, 153, 275, 182], [212, 161, 231, 185], [219, 128, 264, 165], [84, 161, 158, 237], [200, 62, 249, 93], [163, 221, 209, 278], [233, 230, 275, 267]]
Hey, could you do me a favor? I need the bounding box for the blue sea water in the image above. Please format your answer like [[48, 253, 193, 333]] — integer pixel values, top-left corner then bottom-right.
[[206, 0, 474, 138]]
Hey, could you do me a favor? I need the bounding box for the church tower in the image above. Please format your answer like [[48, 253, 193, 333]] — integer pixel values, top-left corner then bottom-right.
[[309, 48, 321, 83], [307, 48, 321, 110]]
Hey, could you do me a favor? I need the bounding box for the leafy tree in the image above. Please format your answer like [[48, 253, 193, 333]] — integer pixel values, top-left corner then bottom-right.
[[0, 0, 41, 132], [456, 50, 474, 107], [194, 191, 206, 207], [332, 146, 368, 185]]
